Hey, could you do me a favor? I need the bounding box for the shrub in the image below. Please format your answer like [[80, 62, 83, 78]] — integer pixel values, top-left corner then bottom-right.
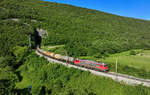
[[130, 50, 136, 55]]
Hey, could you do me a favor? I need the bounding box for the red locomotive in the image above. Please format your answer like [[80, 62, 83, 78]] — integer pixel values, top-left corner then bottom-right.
[[37, 46, 109, 72], [74, 59, 109, 72]]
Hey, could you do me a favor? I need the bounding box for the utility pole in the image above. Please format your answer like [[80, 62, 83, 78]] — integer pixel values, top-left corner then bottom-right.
[[116, 58, 118, 80]]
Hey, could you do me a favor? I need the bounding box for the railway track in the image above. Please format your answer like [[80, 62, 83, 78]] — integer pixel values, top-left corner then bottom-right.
[[36, 49, 150, 87]]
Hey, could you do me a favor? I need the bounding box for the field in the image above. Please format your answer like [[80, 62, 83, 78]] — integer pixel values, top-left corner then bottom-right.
[[81, 50, 150, 71], [100, 50, 150, 71]]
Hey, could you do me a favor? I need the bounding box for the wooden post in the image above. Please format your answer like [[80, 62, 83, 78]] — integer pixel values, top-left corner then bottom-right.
[[116, 58, 118, 80], [66, 50, 68, 66]]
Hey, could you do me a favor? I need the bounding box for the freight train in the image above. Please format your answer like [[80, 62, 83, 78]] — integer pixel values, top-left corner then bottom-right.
[[37, 46, 109, 72]]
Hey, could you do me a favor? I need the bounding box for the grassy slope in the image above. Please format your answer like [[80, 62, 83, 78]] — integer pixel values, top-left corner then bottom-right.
[[100, 50, 150, 71]]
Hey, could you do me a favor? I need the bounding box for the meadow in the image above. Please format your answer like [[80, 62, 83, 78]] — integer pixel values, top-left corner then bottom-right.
[[100, 50, 150, 71]]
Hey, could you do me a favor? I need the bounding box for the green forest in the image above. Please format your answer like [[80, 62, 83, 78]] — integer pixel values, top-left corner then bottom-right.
[[0, 0, 150, 94]]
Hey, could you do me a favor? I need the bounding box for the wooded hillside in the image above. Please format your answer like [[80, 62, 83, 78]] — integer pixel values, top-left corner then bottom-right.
[[1, 0, 150, 57], [0, 0, 150, 94]]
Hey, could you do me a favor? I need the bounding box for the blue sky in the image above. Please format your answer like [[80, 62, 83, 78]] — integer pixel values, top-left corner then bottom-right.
[[43, 0, 150, 20]]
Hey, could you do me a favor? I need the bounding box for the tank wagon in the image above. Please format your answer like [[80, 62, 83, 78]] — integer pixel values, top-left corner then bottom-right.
[[37, 46, 109, 72]]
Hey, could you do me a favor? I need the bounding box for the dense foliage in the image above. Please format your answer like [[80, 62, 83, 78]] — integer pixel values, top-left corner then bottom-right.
[[0, 46, 29, 94], [0, 0, 36, 94], [0, 20, 32, 56], [1, 0, 150, 57], [16, 53, 150, 95], [0, 0, 150, 94], [37, 1, 150, 57]]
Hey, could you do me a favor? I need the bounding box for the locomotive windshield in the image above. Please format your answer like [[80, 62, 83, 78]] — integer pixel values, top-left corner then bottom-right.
[[101, 63, 107, 67], [103, 64, 108, 67]]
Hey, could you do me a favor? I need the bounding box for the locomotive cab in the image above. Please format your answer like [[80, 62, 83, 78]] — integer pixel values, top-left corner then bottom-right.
[[102, 63, 109, 71], [96, 63, 109, 72]]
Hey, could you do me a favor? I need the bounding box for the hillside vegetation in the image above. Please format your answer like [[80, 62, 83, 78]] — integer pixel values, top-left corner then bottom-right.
[[1, 0, 150, 57], [37, 1, 150, 57], [0, 0, 150, 94]]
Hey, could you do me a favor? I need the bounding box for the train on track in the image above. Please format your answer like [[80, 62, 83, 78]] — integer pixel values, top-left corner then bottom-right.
[[37, 46, 109, 72]]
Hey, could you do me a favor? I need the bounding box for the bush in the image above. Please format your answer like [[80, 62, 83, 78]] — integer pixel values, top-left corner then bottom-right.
[[130, 50, 136, 55], [93, 53, 102, 58]]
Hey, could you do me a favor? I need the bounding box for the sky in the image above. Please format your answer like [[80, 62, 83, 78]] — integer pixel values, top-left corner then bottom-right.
[[43, 0, 150, 21]]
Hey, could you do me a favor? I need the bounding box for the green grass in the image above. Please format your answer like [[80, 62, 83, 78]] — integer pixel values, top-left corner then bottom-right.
[[41, 45, 65, 51], [102, 56, 150, 70], [41, 45, 67, 55], [100, 50, 150, 71], [80, 50, 150, 71]]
